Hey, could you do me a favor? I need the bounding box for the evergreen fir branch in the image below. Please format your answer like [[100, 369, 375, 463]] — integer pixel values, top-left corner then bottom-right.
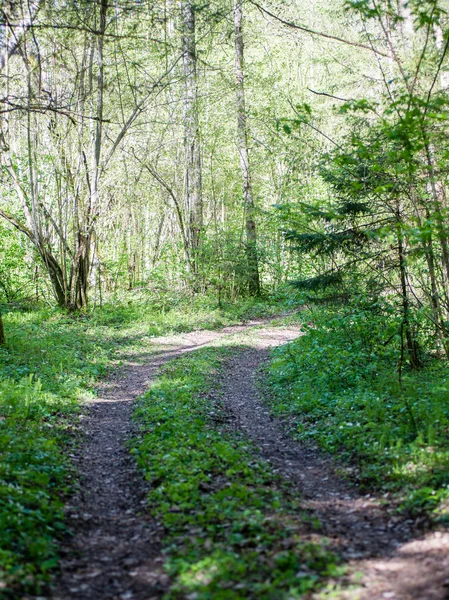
[[290, 271, 343, 291], [284, 230, 368, 254]]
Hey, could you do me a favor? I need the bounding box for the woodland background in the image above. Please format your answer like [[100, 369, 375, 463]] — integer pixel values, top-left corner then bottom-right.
[[3, 0, 449, 596], [2, 0, 449, 369]]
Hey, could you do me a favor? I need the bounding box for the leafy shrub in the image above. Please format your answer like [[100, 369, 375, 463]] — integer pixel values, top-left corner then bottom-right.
[[0, 307, 115, 595]]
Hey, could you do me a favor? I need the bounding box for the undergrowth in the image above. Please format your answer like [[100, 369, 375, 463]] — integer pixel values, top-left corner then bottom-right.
[[0, 307, 117, 596], [265, 306, 449, 521], [0, 293, 293, 596], [86, 287, 296, 332], [132, 345, 340, 599]]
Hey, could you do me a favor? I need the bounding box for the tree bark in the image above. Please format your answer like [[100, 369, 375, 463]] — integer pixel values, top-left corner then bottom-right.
[[234, 0, 260, 295], [0, 207, 69, 308], [68, 0, 108, 311], [181, 0, 202, 275], [426, 145, 449, 279], [0, 0, 40, 70], [411, 190, 449, 358], [0, 311, 5, 345], [397, 215, 420, 369]]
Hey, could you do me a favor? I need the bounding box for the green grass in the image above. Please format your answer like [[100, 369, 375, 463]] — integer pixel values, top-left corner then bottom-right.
[[265, 307, 449, 521], [132, 344, 339, 599], [86, 288, 296, 333], [0, 375, 74, 595], [0, 307, 121, 596], [0, 293, 295, 596]]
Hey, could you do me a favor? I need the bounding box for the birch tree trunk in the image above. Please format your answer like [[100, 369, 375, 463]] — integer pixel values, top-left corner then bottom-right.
[[69, 0, 107, 310], [234, 0, 260, 295], [181, 0, 202, 276], [0, 0, 40, 69]]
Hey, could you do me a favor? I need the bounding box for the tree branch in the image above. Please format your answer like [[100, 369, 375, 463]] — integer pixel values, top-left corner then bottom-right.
[[248, 0, 389, 58], [0, 208, 34, 241]]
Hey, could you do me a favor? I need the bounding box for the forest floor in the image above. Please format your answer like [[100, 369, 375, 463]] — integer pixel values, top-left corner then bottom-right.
[[49, 321, 271, 600], [43, 318, 449, 600]]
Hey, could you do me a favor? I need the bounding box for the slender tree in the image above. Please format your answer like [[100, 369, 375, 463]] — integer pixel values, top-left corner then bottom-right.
[[234, 0, 260, 295], [181, 0, 203, 275], [0, 311, 5, 345]]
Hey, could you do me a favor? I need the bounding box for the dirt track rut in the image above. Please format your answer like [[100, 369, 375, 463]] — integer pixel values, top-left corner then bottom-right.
[[49, 322, 449, 600]]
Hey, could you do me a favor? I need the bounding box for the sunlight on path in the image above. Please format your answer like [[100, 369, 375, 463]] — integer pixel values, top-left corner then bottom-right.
[[51, 321, 449, 600]]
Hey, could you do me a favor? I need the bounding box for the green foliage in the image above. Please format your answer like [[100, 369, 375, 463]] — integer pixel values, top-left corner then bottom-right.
[[0, 307, 120, 595], [86, 291, 294, 334], [0, 224, 35, 303], [282, 82, 449, 365], [346, 0, 446, 28], [266, 307, 449, 519], [0, 376, 73, 595], [285, 231, 368, 256], [132, 346, 339, 599], [290, 272, 343, 292]]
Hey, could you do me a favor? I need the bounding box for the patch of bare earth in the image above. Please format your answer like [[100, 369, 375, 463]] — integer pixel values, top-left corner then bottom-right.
[[45, 322, 449, 600]]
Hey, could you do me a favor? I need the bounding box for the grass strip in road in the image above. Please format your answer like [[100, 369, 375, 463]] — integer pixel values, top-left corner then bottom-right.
[[132, 345, 340, 599]]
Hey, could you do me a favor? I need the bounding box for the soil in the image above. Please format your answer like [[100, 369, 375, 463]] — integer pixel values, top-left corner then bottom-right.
[[45, 322, 449, 600]]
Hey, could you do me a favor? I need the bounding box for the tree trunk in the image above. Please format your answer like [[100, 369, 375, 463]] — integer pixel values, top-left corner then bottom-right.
[[423, 142, 449, 305], [0, 0, 40, 70], [0, 311, 5, 345], [411, 187, 449, 357], [69, 233, 91, 310], [397, 217, 420, 369], [234, 0, 260, 296], [423, 237, 449, 358], [181, 0, 202, 275], [40, 246, 69, 308]]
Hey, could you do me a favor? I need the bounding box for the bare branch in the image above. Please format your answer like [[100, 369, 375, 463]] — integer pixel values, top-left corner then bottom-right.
[[101, 53, 184, 172], [248, 0, 389, 58], [0, 208, 34, 241], [0, 0, 40, 70], [307, 88, 351, 102]]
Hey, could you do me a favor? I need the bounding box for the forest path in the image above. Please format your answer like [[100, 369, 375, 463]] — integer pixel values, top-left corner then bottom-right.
[[49, 321, 449, 600], [220, 343, 449, 600], [50, 319, 292, 600]]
